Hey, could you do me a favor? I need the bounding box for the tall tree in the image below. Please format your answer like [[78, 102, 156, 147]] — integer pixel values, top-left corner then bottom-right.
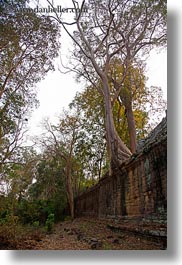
[[46, 0, 167, 170], [70, 69, 166, 173], [39, 113, 82, 219], [0, 0, 60, 170]]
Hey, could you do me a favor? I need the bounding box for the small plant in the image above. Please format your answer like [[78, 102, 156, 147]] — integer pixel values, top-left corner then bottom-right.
[[45, 213, 55, 233], [103, 242, 112, 250], [32, 221, 39, 228]]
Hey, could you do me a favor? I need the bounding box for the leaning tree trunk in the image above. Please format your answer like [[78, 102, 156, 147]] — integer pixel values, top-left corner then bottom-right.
[[103, 80, 132, 170]]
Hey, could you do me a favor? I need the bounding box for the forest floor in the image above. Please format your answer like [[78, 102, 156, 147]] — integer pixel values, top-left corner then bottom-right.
[[1, 217, 166, 250]]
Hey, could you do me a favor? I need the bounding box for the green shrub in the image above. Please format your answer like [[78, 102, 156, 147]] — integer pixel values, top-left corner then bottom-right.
[[32, 221, 40, 228], [45, 213, 55, 233]]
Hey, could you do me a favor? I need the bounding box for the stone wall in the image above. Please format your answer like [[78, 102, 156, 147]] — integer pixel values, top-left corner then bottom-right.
[[75, 116, 167, 219]]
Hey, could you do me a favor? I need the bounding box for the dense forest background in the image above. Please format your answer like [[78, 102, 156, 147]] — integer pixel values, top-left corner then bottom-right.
[[0, 0, 166, 242]]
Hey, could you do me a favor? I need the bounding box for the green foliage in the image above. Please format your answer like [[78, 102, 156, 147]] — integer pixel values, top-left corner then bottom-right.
[[16, 199, 55, 225], [45, 213, 55, 233], [32, 221, 40, 228], [28, 155, 67, 221], [70, 88, 107, 180]]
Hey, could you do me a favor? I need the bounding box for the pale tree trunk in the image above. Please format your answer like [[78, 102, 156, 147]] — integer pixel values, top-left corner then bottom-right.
[[103, 78, 132, 170], [125, 101, 137, 153]]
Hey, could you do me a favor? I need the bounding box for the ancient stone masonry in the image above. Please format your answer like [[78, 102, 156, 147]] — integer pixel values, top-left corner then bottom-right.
[[75, 115, 167, 220]]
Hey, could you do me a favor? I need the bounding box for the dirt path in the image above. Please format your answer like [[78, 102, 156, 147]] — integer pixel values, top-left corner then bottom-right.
[[27, 218, 164, 250]]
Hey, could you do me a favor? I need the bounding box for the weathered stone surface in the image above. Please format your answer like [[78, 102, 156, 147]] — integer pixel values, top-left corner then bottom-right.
[[136, 115, 167, 153], [75, 116, 167, 223]]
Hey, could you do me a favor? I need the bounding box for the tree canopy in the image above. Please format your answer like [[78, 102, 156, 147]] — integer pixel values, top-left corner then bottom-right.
[[0, 0, 60, 169]]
